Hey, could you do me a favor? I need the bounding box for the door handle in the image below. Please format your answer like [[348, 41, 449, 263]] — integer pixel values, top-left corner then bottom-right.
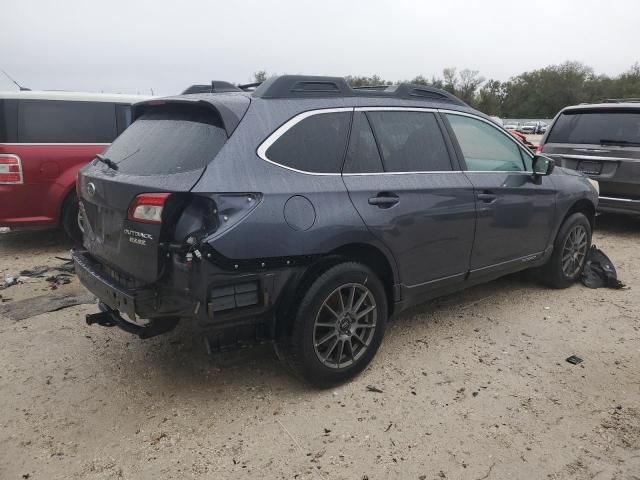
[[368, 193, 399, 208], [477, 191, 497, 203]]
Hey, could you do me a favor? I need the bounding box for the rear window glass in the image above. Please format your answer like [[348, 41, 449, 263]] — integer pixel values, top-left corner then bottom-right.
[[547, 110, 640, 145], [265, 112, 350, 173], [104, 104, 227, 176], [366, 111, 452, 172], [18, 100, 117, 143]]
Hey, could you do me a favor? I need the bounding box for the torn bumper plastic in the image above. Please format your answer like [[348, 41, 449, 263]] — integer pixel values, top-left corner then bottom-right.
[[86, 303, 178, 339]]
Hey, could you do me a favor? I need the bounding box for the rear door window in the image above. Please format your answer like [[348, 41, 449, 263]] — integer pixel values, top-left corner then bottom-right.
[[343, 112, 384, 173], [18, 100, 117, 143], [446, 114, 526, 172], [104, 103, 227, 176], [366, 111, 452, 172], [265, 111, 351, 173], [547, 110, 640, 145]]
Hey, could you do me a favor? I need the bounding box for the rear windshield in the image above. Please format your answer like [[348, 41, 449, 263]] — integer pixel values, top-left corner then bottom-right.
[[104, 103, 227, 176], [547, 110, 640, 145]]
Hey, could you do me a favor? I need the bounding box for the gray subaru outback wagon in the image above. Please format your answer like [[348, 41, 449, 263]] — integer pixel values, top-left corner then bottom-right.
[[74, 75, 598, 386]]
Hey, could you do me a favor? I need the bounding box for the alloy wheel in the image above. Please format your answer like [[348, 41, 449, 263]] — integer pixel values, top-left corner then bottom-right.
[[312, 283, 377, 369], [561, 224, 588, 277]]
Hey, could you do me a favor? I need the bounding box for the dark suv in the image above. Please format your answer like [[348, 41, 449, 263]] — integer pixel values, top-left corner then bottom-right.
[[540, 100, 640, 215], [74, 75, 598, 386]]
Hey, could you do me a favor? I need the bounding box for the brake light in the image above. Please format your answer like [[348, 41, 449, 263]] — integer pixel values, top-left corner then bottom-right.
[[127, 193, 171, 224], [0, 154, 23, 184]]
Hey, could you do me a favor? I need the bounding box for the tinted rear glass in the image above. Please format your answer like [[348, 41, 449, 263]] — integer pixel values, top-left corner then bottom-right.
[[103, 103, 227, 176], [367, 111, 452, 172], [18, 100, 117, 143], [265, 112, 350, 173], [547, 110, 640, 145], [343, 112, 383, 173]]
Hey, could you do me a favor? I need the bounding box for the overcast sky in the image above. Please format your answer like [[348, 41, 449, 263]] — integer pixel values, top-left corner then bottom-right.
[[1, 0, 639, 96]]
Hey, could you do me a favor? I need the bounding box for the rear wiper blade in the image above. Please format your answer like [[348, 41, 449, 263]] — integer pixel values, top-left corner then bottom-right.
[[600, 139, 640, 147], [95, 154, 119, 170]]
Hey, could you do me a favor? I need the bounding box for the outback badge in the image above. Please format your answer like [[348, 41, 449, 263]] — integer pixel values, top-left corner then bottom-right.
[[123, 228, 153, 246]]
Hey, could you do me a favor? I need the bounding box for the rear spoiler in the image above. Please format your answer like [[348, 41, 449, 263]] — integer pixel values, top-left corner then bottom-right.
[[132, 94, 251, 137]]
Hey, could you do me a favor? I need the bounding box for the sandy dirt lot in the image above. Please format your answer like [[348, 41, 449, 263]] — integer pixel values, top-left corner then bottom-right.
[[0, 216, 639, 480]]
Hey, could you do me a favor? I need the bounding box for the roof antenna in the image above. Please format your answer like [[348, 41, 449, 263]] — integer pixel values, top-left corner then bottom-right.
[[1, 69, 30, 91]]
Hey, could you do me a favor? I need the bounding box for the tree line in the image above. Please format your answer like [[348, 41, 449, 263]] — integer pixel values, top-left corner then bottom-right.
[[253, 62, 640, 118]]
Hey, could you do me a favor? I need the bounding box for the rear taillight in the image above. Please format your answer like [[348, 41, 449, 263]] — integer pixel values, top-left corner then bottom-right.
[[127, 193, 171, 224], [0, 154, 23, 184]]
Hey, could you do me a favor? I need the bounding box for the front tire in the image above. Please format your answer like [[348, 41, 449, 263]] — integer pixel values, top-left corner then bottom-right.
[[543, 212, 591, 288], [279, 262, 388, 388]]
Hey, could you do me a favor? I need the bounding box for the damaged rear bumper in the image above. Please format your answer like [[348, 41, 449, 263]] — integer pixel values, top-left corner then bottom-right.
[[73, 250, 139, 319], [73, 248, 302, 343], [72, 248, 185, 321], [86, 303, 179, 339]]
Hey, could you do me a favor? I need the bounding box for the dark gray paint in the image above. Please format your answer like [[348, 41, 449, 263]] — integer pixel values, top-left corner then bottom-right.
[[77, 89, 599, 326]]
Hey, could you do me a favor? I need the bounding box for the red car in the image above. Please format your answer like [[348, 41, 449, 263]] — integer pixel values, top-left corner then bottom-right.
[[0, 91, 148, 241]]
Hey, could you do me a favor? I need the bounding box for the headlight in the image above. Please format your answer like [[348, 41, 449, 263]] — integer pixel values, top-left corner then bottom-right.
[[587, 178, 600, 194]]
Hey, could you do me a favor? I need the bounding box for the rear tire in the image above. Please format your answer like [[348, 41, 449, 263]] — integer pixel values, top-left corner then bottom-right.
[[61, 193, 82, 245], [543, 212, 591, 289], [278, 262, 387, 388]]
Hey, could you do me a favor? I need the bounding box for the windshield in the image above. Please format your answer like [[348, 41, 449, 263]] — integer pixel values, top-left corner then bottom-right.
[[547, 110, 640, 145], [102, 103, 228, 176]]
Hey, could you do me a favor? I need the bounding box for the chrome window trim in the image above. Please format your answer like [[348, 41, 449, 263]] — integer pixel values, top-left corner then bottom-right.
[[0, 154, 24, 184], [439, 109, 535, 170], [546, 153, 631, 162], [343, 171, 462, 177], [255, 106, 538, 177], [256, 107, 352, 176], [0, 142, 111, 146], [343, 170, 532, 177], [354, 106, 437, 113]]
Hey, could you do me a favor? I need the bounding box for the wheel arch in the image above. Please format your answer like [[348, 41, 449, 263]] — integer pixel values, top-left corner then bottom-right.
[[563, 198, 596, 230], [274, 242, 399, 340]]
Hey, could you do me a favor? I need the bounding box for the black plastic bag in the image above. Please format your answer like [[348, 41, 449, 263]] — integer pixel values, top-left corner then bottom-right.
[[581, 245, 625, 289]]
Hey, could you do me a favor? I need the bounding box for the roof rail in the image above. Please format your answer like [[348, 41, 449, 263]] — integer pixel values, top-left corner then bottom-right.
[[182, 81, 242, 95], [252, 75, 467, 106], [237, 82, 262, 91], [602, 98, 640, 103]]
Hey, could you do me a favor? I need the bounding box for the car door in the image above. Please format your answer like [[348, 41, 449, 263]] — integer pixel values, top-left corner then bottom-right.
[[442, 112, 556, 278], [342, 109, 476, 297]]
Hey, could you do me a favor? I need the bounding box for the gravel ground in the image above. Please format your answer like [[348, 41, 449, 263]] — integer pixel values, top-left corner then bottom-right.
[[0, 215, 638, 480]]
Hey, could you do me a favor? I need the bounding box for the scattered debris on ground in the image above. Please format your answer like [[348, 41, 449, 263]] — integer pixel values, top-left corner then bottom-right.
[[1, 260, 75, 291], [566, 355, 584, 365], [1, 217, 638, 479], [0, 292, 95, 320]]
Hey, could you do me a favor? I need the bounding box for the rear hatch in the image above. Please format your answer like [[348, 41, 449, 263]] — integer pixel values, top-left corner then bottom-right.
[[543, 108, 640, 199], [78, 96, 249, 284]]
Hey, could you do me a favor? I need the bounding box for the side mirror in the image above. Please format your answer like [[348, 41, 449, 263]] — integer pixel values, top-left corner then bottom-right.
[[532, 155, 555, 176]]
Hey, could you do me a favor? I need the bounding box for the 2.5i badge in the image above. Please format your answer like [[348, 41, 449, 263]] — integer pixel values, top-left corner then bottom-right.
[[123, 228, 153, 246]]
